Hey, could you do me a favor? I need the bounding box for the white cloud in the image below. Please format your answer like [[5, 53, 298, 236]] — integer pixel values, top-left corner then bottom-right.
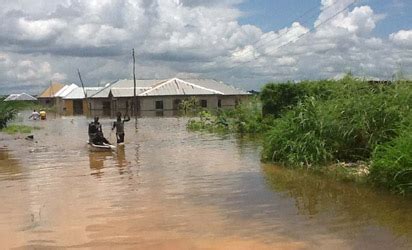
[[0, 0, 410, 94], [390, 30, 412, 48]]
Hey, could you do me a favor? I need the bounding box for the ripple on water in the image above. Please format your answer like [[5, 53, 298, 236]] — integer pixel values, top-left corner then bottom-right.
[[0, 117, 411, 249]]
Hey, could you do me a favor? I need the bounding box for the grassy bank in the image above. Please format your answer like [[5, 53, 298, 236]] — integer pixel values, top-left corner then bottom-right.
[[0, 100, 52, 129], [1, 124, 40, 134], [188, 77, 412, 195]]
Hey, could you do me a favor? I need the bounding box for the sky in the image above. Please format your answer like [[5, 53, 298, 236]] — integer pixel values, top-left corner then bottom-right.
[[0, 0, 411, 94]]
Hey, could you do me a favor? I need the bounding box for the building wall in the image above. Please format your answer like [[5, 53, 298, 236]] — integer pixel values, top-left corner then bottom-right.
[[89, 95, 250, 117], [139, 95, 220, 111], [64, 100, 74, 115]]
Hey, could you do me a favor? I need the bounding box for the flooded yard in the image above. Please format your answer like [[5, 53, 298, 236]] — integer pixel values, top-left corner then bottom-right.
[[0, 116, 411, 249]]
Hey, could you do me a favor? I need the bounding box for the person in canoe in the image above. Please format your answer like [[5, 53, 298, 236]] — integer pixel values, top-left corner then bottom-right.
[[112, 112, 130, 144], [88, 116, 111, 145]]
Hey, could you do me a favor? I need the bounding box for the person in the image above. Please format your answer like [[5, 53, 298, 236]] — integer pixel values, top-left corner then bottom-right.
[[39, 109, 47, 120], [29, 110, 40, 120], [88, 116, 110, 145], [112, 112, 130, 144]]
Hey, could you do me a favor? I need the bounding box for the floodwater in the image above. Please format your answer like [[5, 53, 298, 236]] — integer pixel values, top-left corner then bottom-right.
[[0, 115, 411, 249]]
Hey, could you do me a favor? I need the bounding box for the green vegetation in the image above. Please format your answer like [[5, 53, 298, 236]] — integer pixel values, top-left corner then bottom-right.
[[0, 99, 47, 129], [187, 97, 270, 134], [1, 124, 40, 134], [187, 76, 412, 194], [0, 101, 18, 129]]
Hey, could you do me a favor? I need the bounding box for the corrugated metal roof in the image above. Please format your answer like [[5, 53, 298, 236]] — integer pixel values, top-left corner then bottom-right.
[[4, 93, 37, 101], [139, 78, 223, 96], [180, 79, 250, 95], [38, 82, 65, 98], [111, 87, 150, 97], [63, 87, 102, 99], [90, 78, 249, 98], [91, 79, 162, 98], [55, 84, 78, 97]]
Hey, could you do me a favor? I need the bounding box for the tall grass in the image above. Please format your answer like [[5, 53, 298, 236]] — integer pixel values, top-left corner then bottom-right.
[[370, 123, 412, 194], [261, 78, 412, 193], [187, 97, 268, 134], [186, 77, 412, 193]]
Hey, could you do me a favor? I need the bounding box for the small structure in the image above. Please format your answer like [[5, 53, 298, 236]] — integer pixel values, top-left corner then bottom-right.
[[54, 84, 79, 113], [37, 82, 65, 105], [63, 86, 102, 115], [89, 78, 250, 116], [4, 93, 37, 101]]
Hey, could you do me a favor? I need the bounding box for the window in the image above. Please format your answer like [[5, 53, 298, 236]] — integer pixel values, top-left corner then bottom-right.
[[200, 100, 207, 108], [155, 100, 164, 110], [218, 99, 222, 108]]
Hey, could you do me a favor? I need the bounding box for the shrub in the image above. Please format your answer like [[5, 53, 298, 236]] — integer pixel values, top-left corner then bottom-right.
[[0, 102, 17, 129], [370, 125, 412, 194]]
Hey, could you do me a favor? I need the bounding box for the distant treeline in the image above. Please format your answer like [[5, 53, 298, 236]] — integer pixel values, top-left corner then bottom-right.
[[188, 76, 412, 195]]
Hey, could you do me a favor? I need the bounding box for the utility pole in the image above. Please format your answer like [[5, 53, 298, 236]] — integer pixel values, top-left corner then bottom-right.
[[132, 48, 138, 129], [78, 69, 90, 116]]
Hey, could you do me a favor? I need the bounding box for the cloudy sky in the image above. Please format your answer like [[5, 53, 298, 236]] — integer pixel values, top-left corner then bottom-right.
[[0, 0, 411, 94]]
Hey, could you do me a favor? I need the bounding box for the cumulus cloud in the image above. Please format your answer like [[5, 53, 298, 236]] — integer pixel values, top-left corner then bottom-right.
[[0, 0, 410, 94], [390, 30, 412, 48]]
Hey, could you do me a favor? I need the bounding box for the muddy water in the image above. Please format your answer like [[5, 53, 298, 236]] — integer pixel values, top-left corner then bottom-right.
[[0, 116, 411, 249]]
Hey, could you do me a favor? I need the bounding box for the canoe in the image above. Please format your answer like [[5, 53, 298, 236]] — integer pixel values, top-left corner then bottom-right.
[[87, 141, 116, 150]]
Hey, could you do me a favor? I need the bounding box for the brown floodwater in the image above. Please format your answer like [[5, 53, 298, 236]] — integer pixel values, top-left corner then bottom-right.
[[0, 114, 411, 249]]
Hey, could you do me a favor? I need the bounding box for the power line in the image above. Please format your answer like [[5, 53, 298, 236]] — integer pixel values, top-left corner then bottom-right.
[[243, 0, 353, 56], [226, 0, 359, 73]]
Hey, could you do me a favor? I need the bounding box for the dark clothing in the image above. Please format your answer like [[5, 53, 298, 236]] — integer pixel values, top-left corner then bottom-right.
[[89, 121, 102, 135], [112, 116, 130, 144], [117, 133, 125, 144], [89, 121, 109, 145], [91, 132, 110, 145]]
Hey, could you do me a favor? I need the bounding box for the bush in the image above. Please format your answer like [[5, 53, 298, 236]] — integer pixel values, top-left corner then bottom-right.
[[262, 79, 412, 167], [187, 97, 267, 134], [0, 102, 18, 129], [370, 125, 412, 194]]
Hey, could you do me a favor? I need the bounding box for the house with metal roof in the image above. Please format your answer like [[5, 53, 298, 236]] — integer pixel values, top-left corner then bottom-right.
[[62, 86, 102, 115], [37, 82, 65, 105], [88, 78, 250, 116], [4, 93, 37, 101]]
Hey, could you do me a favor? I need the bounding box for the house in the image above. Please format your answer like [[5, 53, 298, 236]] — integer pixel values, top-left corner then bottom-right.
[[89, 78, 251, 116], [37, 82, 65, 105], [62, 87, 102, 115], [54, 84, 79, 113], [4, 93, 37, 101]]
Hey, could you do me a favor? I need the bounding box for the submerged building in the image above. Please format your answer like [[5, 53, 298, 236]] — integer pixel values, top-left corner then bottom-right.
[[37, 82, 65, 105], [88, 78, 251, 116]]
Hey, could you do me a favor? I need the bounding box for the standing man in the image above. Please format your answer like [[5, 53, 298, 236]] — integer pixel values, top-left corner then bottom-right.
[[29, 110, 40, 120], [112, 112, 130, 144]]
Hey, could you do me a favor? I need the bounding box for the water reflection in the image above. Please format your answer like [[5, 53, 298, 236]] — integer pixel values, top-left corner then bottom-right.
[[88, 151, 112, 178], [0, 148, 22, 180], [263, 164, 412, 240], [0, 116, 411, 249]]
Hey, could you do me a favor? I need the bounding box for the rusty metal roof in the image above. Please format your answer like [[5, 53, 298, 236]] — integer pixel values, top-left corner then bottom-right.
[[38, 82, 65, 98]]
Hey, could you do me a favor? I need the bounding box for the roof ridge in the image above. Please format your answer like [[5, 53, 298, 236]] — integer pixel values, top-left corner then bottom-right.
[[139, 79, 173, 96], [177, 78, 224, 95]]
